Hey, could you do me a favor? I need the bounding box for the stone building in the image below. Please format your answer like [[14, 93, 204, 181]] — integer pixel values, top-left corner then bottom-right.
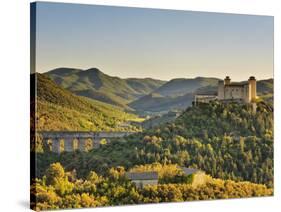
[[194, 76, 257, 104], [126, 171, 158, 188], [218, 76, 257, 103], [194, 94, 217, 104], [126, 168, 207, 188]]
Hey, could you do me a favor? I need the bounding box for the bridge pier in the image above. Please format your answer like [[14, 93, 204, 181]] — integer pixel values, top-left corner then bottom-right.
[[52, 138, 61, 154], [64, 138, 74, 152], [78, 138, 87, 151], [93, 138, 101, 149], [42, 137, 50, 151]]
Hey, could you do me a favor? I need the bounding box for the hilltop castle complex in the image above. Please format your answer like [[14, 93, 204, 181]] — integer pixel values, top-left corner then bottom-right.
[[194, 76, 257, 104]]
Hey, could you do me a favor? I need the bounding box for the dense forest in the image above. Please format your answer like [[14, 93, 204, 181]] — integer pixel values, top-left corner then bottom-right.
[[31, 162, 272, 210], [34, 101, 273, 188]]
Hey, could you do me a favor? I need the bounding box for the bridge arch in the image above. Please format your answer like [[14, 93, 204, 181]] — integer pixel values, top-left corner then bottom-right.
[[38, 131, 134, 153]]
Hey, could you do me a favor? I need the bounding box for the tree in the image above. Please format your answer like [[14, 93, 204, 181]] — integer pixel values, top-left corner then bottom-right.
[[45, 162, 74, 195], [87, 171, 100, 184], [46, 163, 65, 186]]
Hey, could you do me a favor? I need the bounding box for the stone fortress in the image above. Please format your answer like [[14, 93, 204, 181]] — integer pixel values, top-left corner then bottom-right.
[[194, 76, 257, 104]]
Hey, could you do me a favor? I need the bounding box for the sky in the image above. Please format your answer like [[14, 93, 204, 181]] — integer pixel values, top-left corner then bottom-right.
[[34, 2, 274, 81]]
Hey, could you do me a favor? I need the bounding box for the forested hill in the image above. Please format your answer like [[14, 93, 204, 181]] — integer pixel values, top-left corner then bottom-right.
[[45, 67, 166, 110], [34, 73, 141, 131], [36, 101, 273, 187], [159, 101, 273, 138], [132, 101, 273, 186]]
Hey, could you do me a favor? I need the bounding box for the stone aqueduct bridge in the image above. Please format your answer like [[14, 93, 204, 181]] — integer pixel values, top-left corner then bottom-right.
[[39, 131, 134, 154]]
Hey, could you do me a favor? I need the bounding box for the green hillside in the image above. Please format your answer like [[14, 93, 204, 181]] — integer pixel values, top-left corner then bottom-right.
[[45, 68, 166, 109], [35, 73, 141, 131], [257, 78, 273, 103], [141, 111, 180, 129], [129, 92, 194, 112]]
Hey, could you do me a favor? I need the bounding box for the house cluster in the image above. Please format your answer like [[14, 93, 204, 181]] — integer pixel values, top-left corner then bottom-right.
[[194, 76, 257, 105], [126, 167, 206, 188]]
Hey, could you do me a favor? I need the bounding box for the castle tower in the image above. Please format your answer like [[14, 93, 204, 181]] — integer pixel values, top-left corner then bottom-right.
[[248, 76, 257, 102], [224, 76, 231, 85]]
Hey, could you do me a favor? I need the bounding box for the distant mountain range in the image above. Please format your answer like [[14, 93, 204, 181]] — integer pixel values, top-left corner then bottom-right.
[[45, 68, 273, 114], [129, 77, 219, 112], [152, 77, 219, 97], [45, 68, 166, 110]]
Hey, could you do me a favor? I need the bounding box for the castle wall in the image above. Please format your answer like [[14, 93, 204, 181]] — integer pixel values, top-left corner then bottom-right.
[[194, 95, 217, 104], [224, 86, 245, 100], [218, 81, 224, 100], [132, 179, 158, 188], [243, 84, 251, 103], [215, 76, 256, 103]]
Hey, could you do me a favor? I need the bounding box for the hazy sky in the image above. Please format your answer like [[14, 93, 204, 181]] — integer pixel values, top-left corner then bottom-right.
[[35, 2, 273, 81]]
